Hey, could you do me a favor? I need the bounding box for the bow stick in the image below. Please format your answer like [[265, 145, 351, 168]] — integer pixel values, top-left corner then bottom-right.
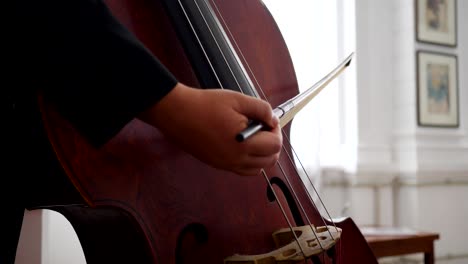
[[236, 52, 354, 142]]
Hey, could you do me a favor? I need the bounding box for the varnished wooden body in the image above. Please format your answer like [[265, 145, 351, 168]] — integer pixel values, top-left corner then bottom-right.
[[39, 0, 378, 263]]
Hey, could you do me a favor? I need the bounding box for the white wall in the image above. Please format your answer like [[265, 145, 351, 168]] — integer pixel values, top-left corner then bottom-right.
[[15, 210, 42, 264], [16, 210, 85, 264], [322, 0, 468, 263]]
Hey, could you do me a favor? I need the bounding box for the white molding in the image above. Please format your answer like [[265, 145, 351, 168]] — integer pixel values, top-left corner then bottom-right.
[[321, 166, 468, 187]]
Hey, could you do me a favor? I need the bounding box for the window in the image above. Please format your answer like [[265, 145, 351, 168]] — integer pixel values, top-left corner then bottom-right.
[[262, 0, 357, 174]]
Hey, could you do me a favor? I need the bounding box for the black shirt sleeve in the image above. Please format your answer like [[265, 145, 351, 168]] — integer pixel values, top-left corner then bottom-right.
[[30, 0, 178, 147]]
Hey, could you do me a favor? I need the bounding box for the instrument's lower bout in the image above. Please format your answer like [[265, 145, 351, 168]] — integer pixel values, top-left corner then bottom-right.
[[224, 225, 342, 263]]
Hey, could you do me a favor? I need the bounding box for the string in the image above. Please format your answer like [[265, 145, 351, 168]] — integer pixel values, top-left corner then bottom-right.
[[192, 0, 310, 257], [207, 0, 340, 257], [210, 3, 347, 261], [178, 0, 339, 260], [208, 0, 337, 242], [175, 0, 228, 91], [207, 0, 339, 254]]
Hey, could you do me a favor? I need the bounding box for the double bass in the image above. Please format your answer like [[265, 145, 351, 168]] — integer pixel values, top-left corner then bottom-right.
[[39, 0, 378, 263]]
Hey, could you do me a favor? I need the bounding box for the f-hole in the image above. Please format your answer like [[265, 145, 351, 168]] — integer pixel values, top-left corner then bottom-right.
[[267, 177, 304, 226]]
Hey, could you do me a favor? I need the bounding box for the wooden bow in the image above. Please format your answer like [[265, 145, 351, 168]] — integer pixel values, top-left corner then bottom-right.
[[236, 52, 354, 142]]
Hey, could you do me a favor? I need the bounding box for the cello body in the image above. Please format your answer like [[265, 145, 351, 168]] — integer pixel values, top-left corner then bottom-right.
[[39, 0, 378, 263]]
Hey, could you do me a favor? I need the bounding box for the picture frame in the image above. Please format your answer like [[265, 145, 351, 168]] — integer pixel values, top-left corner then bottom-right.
[[417, 51, 458, 127], [415, 0, 457, 47]]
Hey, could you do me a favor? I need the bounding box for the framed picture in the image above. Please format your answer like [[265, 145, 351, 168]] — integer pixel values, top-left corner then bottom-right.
[[417, 51, 458, 127], [416, 0, 457, 46]]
